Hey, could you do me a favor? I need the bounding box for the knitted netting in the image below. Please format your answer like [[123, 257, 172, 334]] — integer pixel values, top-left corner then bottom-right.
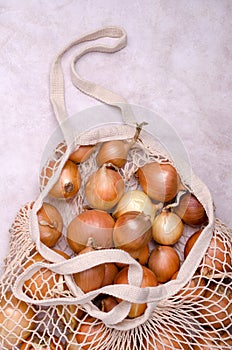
[[0, 128, 231, 350]]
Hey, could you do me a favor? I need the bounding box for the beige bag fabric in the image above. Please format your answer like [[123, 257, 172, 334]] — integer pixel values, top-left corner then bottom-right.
[[0, 26, 231, 349]]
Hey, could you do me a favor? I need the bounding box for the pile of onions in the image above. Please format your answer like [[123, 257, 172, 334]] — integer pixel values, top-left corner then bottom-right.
[[37, 202, 63, 247], [0, 292, 36, 349], [137, 162, 180, 202], [67, 209, 115, 253], [174, 193, 207, 226], [114, 266, 158, 318], [49, 160, 81, 199], [85, 165, 124, 210]]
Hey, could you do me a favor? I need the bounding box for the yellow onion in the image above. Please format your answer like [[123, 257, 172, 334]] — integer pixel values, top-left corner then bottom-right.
[[184, 230, 231, 276], [114, 265, 158, 318], [0, 292, 36, 349], [49, 160, 81, 199], [116, 244, 150, 269], [152, 211, 184, 245], [101, 263, 119, 287], [171, 271, 206, 301], [23, 249, 69, 300], [148, 245, 180, 283], [196, 283, 232, 329], [101, 296, 118, 312], [21, 335, 64, 350], [69, 145, 95, 163], [137, 162, 180, 202], [67, 209, 115, 253], [73, 244, 105, 293], [96, 139, 133, 168], [113, 211, 152, 251], [113, 190, 161, 221], [67, 316, 107, 350], [85, 165, 124, 211], [145, 325, 189, 350], [37, 202, 63, 247], [174, 193, 207, 226]]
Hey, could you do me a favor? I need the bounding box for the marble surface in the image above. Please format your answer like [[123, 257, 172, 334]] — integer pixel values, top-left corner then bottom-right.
[[0, 0, 231, 271]]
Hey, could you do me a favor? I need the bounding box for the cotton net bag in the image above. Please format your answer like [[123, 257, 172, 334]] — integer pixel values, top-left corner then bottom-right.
[[0, 27, 231, 350]]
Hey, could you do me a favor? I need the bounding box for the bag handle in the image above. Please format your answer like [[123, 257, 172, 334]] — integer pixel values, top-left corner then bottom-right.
[[50, 26, 136, 132]]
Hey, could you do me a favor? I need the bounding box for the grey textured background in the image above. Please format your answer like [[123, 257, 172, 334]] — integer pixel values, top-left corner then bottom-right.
[[0, 0, 231, 270]]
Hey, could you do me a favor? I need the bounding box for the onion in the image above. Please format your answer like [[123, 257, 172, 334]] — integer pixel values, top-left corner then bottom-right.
[[49, 160, 81, 199], [171, 271, 206, 301], [67, 316, 107, 350], [96, 139, 133, 168], [148, 246, 180, 283], [116, 244, 150, 269], [137, 162, 180, 202], [85, 165, 124, 211], [73, 244, 105, 293], [113, 211, 152, 252], [101, 263, 119, 287], [113, 190, 160, 221], [114, 266, 158, 318], [23, 249, 69, 300], [145, 325, 189, 349], [152, 211, 184, 245], [0, 292, 35, 349], [196, 283, 232, 329], [174, 193, 207, 226], [101, 296, 118, 312], [37, 202, 63, 247], [184, 230, 231, 276], [69, 145, 95, 163], [21, 335, 64, 350], [67, 209, 115, 253]]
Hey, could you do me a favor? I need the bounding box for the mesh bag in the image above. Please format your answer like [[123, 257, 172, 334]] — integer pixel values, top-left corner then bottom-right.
[[0, 27, 231, 350]]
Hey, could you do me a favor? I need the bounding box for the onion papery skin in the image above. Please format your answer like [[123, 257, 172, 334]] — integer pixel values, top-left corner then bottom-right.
[[148, 245, 180, 283], [0, 292, 36, 349], [69, 145, 95, 163], [114, 266, 158, 318], [113, 190, 156, 221], [101, 263, 119, 287], [96, 139, 131, 168], [85, 166, 124, 211], [73, 246, 105, 293], [37, 202, 63, 247], [67, 209, 115, 253], [152, 211, 184, 245], [174, 193, 207, 226], [113, 211, 152, 251], [137, 162, 180, 202], [49, 160, 81, 199]]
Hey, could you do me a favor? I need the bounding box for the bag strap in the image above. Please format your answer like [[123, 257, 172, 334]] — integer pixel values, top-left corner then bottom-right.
[[50, 26, 136, 132]]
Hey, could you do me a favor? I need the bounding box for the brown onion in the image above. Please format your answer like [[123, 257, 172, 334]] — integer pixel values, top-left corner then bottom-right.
[[23, 249, 69, 300], [116, 244, 150, 269], [114, 266, 158, 318], [113, 211, 152, 251], [73, 245, 105, 293], [196, 283, 232, 329], [0, 292, 36, 349], [85, 165, 124, 210], [96, 139, 133, 168], [67, 209, 115, 253], [174, 193, 207, 226], [152, 211, 184, 245], [37, 202, 63, 247], [137, 162, 180, 202], [184, 231, 231, 276], [67, 316, 107, 350], [101, 296, 118, 312], [101, 263, 119, 287], [148, 246, 180, 283], [69, 145, 95, 163], [145, 325, 189, 349], [171, 271, 206, 301], [49, 160, 81, 199], [21, 335, 64, 350]]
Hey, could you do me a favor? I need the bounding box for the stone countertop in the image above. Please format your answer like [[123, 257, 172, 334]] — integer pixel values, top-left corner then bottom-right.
[[0, 0, 231, 271]]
